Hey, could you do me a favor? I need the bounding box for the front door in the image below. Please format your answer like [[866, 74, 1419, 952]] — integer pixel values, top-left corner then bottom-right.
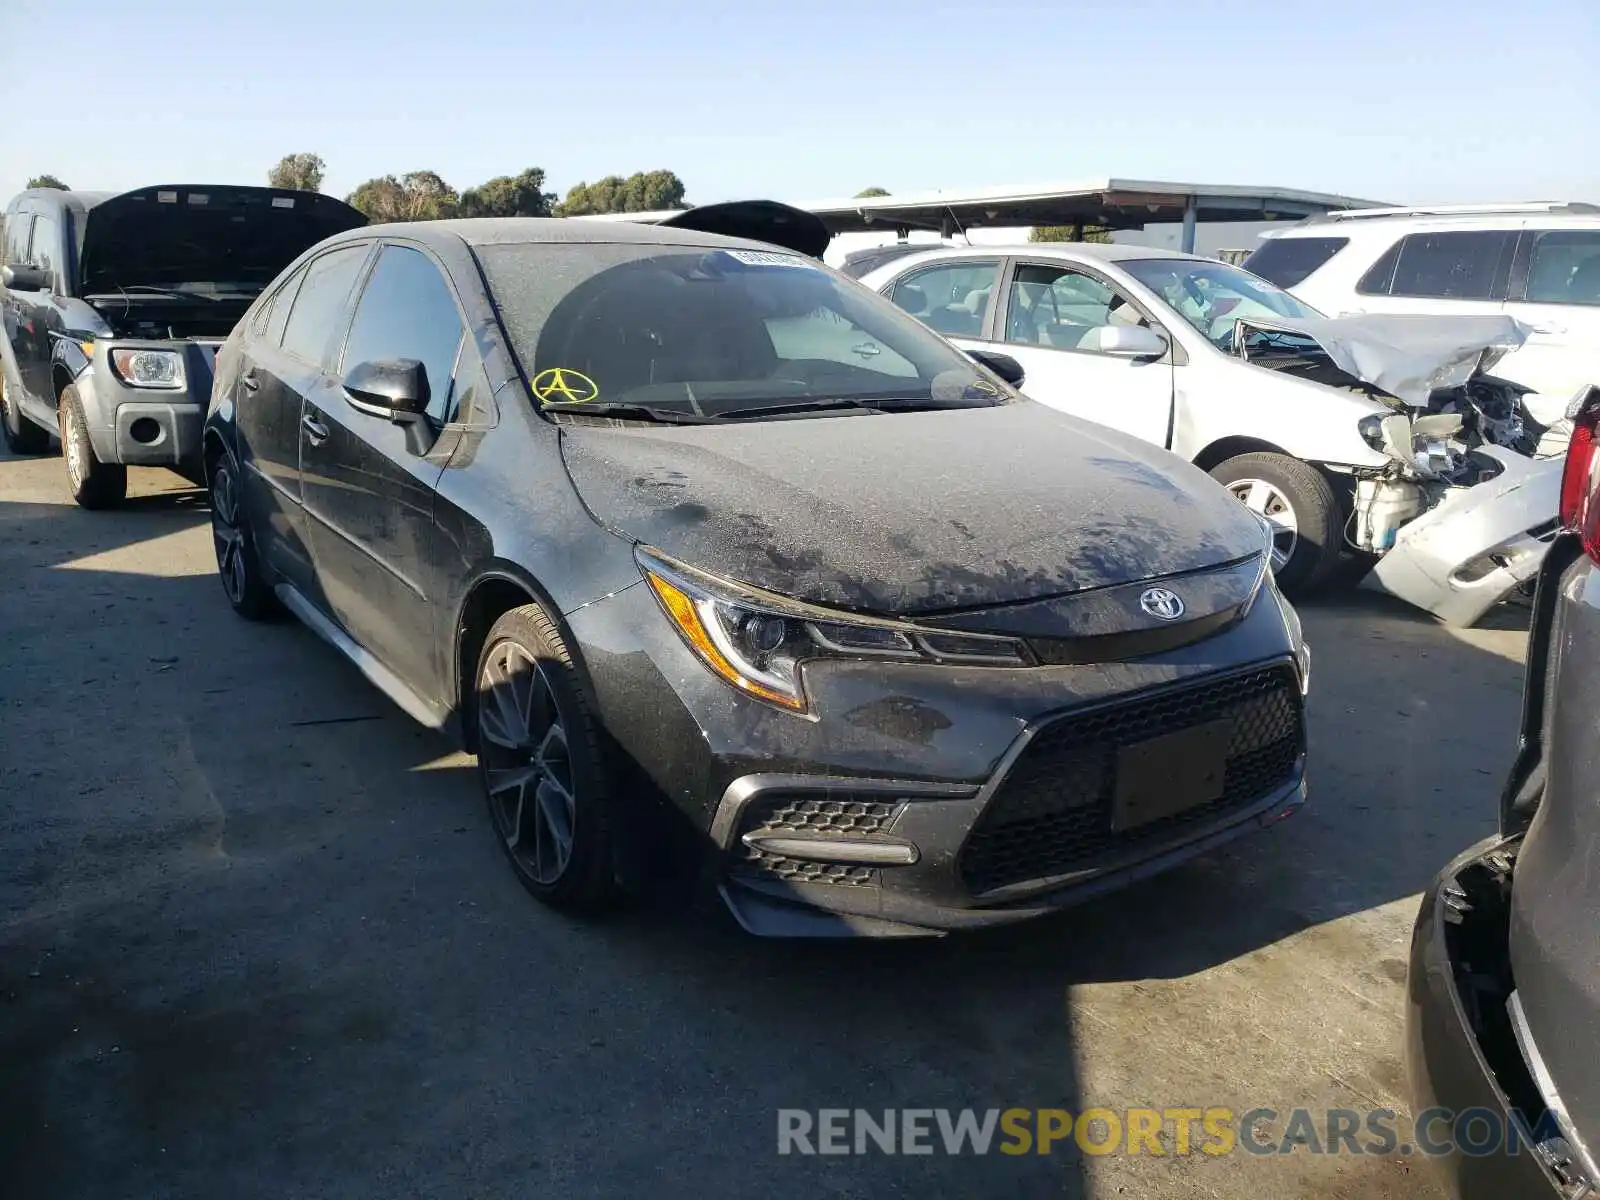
[[993, 261, 1175, 447], [298, 243, 466, 706]]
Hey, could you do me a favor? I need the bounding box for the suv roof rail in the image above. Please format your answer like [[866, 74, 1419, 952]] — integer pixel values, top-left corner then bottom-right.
[[1317, 201, 1600, 222]]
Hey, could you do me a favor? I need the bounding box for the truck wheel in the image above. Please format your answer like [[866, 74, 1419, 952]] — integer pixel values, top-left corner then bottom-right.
[[475, 604, 619, 913], [1, 372, 51, 454], [1210, 452, 1341, 594], [58, 385, 126, 509]]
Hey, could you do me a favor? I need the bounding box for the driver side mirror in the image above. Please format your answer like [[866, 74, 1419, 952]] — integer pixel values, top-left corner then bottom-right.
[[1088, 325, 1168, 360], [2, 264, 51, 292], [966, 349, 1025, 388], [342, 358, 435, 454]]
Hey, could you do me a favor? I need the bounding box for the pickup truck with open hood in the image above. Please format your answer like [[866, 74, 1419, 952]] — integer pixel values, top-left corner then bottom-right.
[[0, 184, 366, 507]]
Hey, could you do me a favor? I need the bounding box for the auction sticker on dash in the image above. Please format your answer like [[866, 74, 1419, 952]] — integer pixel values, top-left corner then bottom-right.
[[723, 249, 812, 269]]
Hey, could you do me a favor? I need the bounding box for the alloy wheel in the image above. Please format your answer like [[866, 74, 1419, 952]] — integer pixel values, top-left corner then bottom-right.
[[1226, 478, 1299, 572], [210, 462, 248, 604], [478, 641, 577, 885], [63, 410, 85, 486]]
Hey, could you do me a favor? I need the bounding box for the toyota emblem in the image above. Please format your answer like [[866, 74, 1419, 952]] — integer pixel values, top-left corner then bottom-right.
[[1139, 587, 1185, 621]]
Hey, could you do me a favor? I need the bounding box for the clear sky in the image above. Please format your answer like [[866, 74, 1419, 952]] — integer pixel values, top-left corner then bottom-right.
[[2, 0, 1596, 209]]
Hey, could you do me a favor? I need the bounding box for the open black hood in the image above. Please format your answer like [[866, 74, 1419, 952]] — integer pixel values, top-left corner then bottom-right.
[[657, 200, 830, 259], [78, 185, 367, 294]]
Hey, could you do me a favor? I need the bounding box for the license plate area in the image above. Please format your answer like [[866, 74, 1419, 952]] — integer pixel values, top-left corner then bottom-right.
[[1111, 718, 1231, 831]]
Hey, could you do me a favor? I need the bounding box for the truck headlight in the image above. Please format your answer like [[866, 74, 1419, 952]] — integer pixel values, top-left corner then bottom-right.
[[637, 547, 1033, 714], [109, 348, 185, 390]]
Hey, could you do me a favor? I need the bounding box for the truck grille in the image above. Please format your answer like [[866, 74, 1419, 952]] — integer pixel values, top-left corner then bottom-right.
[[959, 664, 1304, 895]]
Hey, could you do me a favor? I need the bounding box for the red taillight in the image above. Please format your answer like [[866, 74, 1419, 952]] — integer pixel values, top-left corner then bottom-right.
[[1559, 387, 1600, 561]]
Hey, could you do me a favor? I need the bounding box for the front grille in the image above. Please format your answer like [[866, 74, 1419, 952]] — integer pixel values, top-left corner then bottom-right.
[[959, 664, 1303, 895], [731, 793, 903, 888]]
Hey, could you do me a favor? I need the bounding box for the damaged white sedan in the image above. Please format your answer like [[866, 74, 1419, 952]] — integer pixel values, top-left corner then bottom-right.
[[859, 245, 1567, 624]]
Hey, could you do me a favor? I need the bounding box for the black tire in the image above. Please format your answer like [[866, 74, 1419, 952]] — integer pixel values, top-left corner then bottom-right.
[[1209, 451, 1341, 595], [58, 385, 126, 509], [475, 604, 618, 912], [207, 449, 279, 620], [1, 370, 52, 454]]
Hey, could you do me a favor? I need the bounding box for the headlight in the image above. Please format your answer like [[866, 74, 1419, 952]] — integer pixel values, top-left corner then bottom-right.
[[1357, 413, 1385, 451], [109, 348, 185, 390], [636, 547, 1033, 714]]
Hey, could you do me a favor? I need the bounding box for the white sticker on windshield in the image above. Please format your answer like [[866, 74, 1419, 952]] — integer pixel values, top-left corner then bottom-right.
[[723, 249, 812, 269]]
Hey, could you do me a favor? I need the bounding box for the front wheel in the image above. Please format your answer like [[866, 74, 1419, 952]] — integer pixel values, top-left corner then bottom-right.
[[58, 385, 126, 508], [1210, 452, 1341, 595], [475, 604, 618, 913]]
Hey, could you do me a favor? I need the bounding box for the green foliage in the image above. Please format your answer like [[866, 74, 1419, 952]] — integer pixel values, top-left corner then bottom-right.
[[26, 174, 68, 190], [554, 170, 688, 216], [267, 153, 326, 193], [346, 171, 459, 222], [854, 187, 890, 198], [1029, 225, 1113, 243], [458, 168, 555, 218]]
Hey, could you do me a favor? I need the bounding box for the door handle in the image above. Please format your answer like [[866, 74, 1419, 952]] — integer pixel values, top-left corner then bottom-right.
[[240, 368, 260, 392], [301, 412, 329, 445]]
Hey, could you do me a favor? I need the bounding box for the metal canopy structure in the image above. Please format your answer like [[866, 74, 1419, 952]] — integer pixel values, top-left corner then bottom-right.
[[586, 178, 1392, 253]]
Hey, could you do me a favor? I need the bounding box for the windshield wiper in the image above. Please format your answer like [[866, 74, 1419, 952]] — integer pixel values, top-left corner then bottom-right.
[[540, 401, 720, 424], [716, 397, 949, 420]]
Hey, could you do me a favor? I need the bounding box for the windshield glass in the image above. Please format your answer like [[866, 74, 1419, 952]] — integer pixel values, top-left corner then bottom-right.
[[1119, 258, 1323, 349], [476, 242, 1014, 419]]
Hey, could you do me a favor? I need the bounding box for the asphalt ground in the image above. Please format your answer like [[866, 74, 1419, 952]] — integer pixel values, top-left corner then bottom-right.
[[1, 445, 1530, 1198]]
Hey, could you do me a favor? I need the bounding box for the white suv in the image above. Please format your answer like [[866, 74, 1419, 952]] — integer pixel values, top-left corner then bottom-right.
[[1245, 202, 1600, 409]]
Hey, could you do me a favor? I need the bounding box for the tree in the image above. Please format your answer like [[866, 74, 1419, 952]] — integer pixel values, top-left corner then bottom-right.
[[1030, 225, 1112, 244], [459, 168, 554, 218], [268, 153, 326, 193], [555, 170, 688, 216], [854, 187, 890, 198], [26, 174, 68, 190], [345, 171, 459, 222]]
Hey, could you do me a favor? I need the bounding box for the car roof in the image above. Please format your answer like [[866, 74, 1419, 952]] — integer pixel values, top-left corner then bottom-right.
[[12, 188, 116, 217], [336, 216, 786, 254], [1263, 209, 1600, 239], [877, 241, 1209, 272]]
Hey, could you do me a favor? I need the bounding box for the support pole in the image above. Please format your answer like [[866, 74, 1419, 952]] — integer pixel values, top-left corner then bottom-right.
[[1180, 195, 1198, 253]]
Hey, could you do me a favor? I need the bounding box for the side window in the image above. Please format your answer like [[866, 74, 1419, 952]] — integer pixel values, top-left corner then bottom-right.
[[28, 214, 62, 283], [281, 245, 369, 368], [1003, 264, 1147, 351], [888, 260, 999, 338], [1241, 236, 1349, 289], [1362, 230, 1514, 300], [340, 245, 466, 424], [252, 263, 307, 346], [4, 213, 33, 266], [1522, 231, 1600, 306]]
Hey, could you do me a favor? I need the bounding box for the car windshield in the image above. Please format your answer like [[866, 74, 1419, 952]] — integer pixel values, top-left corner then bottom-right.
[[476, 242, 1014, 419], [1119, 258, 1323, 350]]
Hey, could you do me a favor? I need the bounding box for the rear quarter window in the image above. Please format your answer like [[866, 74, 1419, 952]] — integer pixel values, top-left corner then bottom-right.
[[1241, 236, 1349, 288], [1358, 229, 1515, 300]]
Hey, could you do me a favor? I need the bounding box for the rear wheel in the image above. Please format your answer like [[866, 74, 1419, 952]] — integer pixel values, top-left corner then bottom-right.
[[475, 604, 618, 912], [1, 371, 51, 454], [58, 385, 126, 509], [208, 449, 278, 619], [1210, 451, 1341, 594]]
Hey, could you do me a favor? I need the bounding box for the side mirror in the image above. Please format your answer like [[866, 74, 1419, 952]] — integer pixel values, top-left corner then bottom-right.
[[342, 358, 434, 454], [966, 349, 1025, 388], [2, 264, 50, 292], [1089, 325, 1169, 360]]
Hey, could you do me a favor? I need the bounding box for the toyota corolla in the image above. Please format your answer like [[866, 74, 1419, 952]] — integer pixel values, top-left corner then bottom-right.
[[203, 205, 1311, 936]]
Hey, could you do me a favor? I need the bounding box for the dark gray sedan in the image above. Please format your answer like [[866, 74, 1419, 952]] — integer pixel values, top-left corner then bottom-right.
[[202, 206, 1310, 936]]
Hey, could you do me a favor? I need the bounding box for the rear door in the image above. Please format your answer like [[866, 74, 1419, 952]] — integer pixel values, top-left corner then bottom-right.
[[298, 242, 465, 703], [1, 208, 37, 398], [234, 243, 372, 586], [992, 259, 1174, 447], [13, 209, 64, 408], [1502, 226, 1600, 401]]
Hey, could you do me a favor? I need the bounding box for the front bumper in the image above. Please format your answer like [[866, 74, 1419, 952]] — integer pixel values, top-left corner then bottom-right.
[[1406, 836, 1585, 1198], [570, 576, 1310, 937], [78, 342, 219, 468]]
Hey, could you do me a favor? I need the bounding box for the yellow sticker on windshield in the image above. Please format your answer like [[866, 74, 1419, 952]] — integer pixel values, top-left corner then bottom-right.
[[969, 378, 1000, 396], [531, 367, 599, 405]]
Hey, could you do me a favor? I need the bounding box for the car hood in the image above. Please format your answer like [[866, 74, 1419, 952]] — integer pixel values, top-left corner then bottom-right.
[[1232, 313, 1529, 407], [79, 185, 367, 294], [559, 402, 1263, 615]]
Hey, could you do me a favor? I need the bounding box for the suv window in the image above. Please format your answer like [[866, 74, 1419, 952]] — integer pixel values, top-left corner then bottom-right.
[[29, 214, 62, 284], [4, 213, 33, 266], [281, 245, 368, 367], [1357, 230, 1514, 300], [1522, 231, 1600, 306], [340, 245, 465, 423], [1241, 236, 1349, 288], [889, 260, 999, 338], [1003, 263, 1149, 350]]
